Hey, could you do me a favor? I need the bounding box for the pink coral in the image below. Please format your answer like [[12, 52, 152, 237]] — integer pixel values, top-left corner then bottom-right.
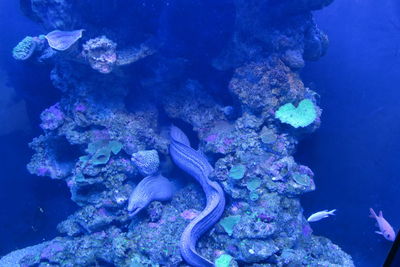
[[40, 103, 65, 130], [180, 209, 200, 220]]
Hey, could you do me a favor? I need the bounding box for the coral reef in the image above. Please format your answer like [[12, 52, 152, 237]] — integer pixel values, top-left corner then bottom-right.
[[1, 0, 355, 266]]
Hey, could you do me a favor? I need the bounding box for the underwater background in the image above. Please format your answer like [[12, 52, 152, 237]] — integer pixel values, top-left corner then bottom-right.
[[0, 0, 399, 266]]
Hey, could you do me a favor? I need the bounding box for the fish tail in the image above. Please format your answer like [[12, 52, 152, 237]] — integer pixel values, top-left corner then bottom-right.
[[329, 209, 336, 215], [369, 208, 377, 218]]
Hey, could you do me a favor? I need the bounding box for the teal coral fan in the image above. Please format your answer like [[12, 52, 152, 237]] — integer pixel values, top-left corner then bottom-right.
[[275, 99, 318, 128]]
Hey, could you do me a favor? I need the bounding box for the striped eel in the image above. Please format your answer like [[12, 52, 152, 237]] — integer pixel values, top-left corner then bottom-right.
[[169, 126, 226, 267]]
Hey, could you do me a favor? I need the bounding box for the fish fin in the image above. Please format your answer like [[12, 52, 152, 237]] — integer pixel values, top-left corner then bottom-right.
[[379, 211, 383, 218], [369, 208, 377, 218], [375, 231, 383, 235], [329, 209, 336, 215], [170, 125, 191, 147]]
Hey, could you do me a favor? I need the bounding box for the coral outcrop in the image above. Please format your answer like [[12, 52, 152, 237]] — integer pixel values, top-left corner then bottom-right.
[[1, 0, 354, 266]]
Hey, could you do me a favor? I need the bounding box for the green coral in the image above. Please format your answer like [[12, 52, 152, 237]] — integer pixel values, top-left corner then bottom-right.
[[249, 192, 259, 201], [292, 172, 311, 186], [80, 140, 123, 166], [246, 178, 261, 191], [229, 165, 246, 180], [75, 173, 85, 182], [220, 215, 241, 236], [12, 36, 37, 60], [275, 99, 317, 128], [215, 254, 233, 267]]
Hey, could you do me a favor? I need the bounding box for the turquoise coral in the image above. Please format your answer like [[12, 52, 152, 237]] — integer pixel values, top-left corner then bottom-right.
[[292, 172, 311, 186], [79, 140, 123, 166], [219, 215, 241, 236], [215, 254, 233, 267], [249, 192, 259, 201], [229, 165, 246, 180], [12, 36, 37, 60], [246, 178, 261, 191], [275, 99, 317, 128]]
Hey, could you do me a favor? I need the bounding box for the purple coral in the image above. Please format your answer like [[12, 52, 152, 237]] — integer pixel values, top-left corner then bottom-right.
[[40, 103, 65, 130]]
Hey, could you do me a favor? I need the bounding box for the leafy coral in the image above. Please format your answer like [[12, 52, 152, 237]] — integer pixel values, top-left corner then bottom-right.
[[219, 215, 241, 236], [275, 99, 317, 128], [79, 140, 123, 166]]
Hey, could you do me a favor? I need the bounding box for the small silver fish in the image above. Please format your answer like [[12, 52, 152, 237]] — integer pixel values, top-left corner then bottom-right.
[[369, 208, 395, 242], [307, 209, 336, 222]]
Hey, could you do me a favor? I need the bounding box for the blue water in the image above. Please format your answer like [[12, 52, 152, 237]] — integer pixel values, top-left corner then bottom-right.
[[0, 0, 76, 256], [299, 0, 400, 265], [1, 0, 399, 266]]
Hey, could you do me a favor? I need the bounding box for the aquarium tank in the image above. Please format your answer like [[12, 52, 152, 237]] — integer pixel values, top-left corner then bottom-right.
[[1, 0, 399, 266]]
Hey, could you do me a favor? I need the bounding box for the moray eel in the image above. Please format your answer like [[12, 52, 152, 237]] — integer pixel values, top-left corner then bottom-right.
[[169, 126, 226, 267], [127, 174, 173, 216]]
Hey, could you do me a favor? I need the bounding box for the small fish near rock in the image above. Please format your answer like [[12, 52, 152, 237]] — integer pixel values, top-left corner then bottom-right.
[[307, 209, 336, 222]]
